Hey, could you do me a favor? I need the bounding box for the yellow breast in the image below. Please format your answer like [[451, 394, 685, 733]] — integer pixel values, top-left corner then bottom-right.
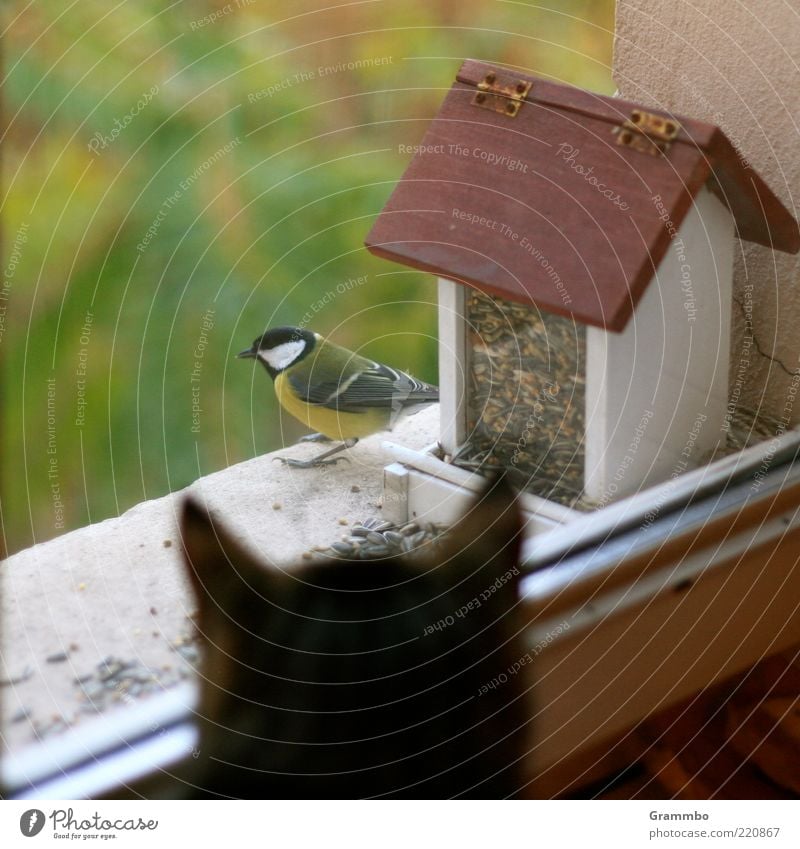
[[274, 372, 389, 440]]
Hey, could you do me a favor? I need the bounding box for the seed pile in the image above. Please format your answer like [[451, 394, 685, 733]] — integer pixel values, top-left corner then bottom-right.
[[312, 517, 448, 560], [76, 658, 169, 711], [25, 648, 200, 740], [462, 290, 586, 507]]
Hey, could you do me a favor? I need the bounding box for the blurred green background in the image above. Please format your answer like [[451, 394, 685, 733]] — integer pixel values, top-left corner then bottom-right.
[[1, 0, 614, 555]]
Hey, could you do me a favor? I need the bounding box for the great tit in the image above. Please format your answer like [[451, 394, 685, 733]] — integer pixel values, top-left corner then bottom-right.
[[237, 326, 439, 467]]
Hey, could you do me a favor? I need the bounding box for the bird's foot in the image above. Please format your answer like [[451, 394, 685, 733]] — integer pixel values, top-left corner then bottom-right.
[[275, 455, 350, 469], [273, 438, 356, 469], [298, 432, 332, 443]]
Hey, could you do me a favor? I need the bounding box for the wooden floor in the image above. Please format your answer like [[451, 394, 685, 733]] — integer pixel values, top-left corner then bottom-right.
[[565, 649, 800, 799]]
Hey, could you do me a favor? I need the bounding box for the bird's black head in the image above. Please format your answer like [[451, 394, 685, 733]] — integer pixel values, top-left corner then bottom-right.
[[237, 326, 317, 379]]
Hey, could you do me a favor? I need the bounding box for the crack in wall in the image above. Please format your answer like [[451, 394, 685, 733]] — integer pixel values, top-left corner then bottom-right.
[[733, 296, 798, 379]]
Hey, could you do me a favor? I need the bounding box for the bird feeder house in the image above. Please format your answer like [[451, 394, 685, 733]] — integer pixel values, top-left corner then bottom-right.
[[365, 60, 800, 531]]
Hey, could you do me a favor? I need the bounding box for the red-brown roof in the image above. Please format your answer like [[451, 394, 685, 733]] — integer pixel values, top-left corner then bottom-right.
[[365, 60, 799, 332]]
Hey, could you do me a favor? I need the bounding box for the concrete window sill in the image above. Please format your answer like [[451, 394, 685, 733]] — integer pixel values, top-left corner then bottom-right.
[[0, 405, 439, 756]]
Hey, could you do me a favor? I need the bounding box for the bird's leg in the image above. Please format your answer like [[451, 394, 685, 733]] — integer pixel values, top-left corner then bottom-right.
[[298, 432, 332, 443], [276, 438, 358, 469]]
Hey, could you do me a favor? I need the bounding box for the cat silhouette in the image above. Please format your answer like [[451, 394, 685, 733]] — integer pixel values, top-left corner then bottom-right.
[[174, 476, 528, 798]]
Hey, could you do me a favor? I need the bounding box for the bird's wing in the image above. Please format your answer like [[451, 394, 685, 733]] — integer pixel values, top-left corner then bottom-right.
[[288, 355, 438, 415]]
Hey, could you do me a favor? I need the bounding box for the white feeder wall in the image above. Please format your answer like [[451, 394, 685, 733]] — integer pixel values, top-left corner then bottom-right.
[[584, 186, 734, 501]]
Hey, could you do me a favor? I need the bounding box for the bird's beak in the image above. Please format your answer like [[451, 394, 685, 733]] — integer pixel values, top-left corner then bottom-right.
[[237, 348, 256, 359]]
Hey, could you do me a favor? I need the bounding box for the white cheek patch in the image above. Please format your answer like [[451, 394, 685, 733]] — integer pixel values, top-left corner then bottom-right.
[[258, 339, 306, 371]]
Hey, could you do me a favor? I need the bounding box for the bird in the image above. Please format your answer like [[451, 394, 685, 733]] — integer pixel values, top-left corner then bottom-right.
[[237, 326, 439, 468]]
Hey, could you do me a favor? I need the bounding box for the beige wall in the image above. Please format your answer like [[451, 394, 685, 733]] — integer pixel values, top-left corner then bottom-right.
[[614, 0, 800, 427]]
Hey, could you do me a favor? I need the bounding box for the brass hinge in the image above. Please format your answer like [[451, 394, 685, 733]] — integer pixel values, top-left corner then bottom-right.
[[614, 109, 681, 156], [471, 72, 532, 118]]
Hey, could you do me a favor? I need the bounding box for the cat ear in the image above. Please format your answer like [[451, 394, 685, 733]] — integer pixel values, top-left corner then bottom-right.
[[440, 474, 523, 601], [178, 497, 267, 613]]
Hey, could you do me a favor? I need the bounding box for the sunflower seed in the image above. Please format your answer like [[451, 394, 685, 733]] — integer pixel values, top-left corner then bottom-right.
[[411, 531, 427, 547], [46, 651, 69, 664], [0, 666, 33, 687]]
